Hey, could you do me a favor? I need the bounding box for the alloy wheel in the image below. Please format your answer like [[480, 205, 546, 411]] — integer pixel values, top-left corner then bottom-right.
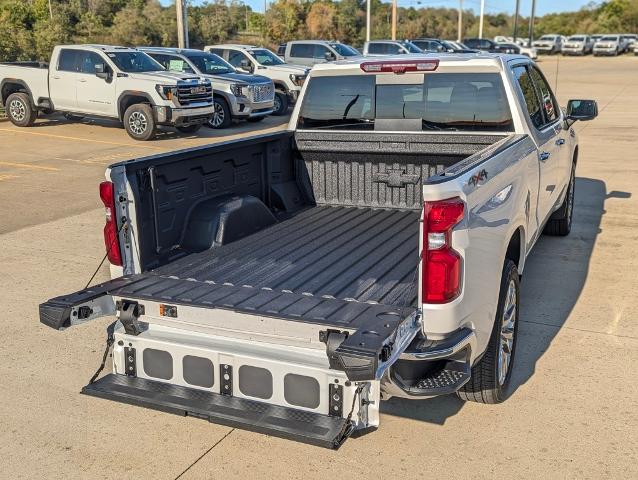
[[498, 279, 517, 386], [128, 111, 147, 135], [9, 99, 26, 122], [210, 101, 225, 128]]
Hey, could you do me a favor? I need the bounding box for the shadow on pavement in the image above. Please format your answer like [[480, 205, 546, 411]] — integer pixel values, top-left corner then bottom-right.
[[381, 177, 630, 425]]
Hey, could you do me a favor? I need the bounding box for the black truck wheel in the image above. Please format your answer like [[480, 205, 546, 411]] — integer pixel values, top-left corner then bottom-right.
[[6, 92, 37, 127], [272, 90, 289, 116], [457, 259, 520, 404], [124, 103, 156, 141], [544, 165, 575, 236]]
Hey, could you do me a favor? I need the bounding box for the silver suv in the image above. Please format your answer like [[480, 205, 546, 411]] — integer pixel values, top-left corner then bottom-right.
[[141, 47, 274, 129]]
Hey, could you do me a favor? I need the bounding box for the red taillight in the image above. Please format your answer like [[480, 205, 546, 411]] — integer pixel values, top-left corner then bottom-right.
[[422, 197, 464, 303], [360, 59, 439, 74], [99, 181, 123, 266]]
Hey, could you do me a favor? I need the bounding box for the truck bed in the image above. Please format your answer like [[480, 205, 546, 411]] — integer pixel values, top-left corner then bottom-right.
[[111, 204, 419, 327]]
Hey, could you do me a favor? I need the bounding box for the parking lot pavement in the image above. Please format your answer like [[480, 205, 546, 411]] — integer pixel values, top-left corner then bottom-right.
[[0, 114, 289, 234], [1, 56, 637, 479]]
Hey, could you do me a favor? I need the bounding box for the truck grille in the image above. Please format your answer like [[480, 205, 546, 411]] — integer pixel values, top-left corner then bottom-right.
[[249, 83, 274, 103], [177, 82, 213, 106]]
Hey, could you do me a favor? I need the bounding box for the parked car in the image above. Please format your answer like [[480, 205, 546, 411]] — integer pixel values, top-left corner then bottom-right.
[[593, 35, 624, 56], [533, 34, 563, 54], [411, 38, 477, 54], [362, 40, 422, 55], [561, 35, 595, 55], [463, 38, 516, 53], [278, 40, 360, 67], [0, 44, 214, 140], [41, 53, 597, 449], [494, 36, 530, 48], [494, 42, 537, 59], [635, 41, 638, 55], [621, 34, 637, 51], [205, 44, 308, 116], [140, 47, 274, 129]]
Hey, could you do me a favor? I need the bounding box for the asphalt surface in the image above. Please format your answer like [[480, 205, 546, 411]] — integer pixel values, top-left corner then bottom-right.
[[1, 56, 637, 479]]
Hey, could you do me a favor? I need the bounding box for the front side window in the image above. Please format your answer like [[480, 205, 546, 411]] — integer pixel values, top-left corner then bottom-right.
[[184, 53, 233, 74], [298, 73, 513, 132], [248, 48, 284, 65], [228, 50, 249, 68], [78, 51, 107, 74], [313, 45, 330, 60], [108, 51, 164, 73], [512, 65, 543, 129], [330, 43, 359, 56], [529, 66, 559, 124], [402, 41, 422, 53]]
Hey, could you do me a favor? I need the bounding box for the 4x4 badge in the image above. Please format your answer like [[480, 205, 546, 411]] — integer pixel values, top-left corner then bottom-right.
[[468, 169, 488, 187]]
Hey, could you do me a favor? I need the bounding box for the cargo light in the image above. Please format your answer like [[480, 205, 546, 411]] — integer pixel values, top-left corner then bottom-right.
[[99, 181, 123, 266], [360, 59, 439, 74], [422, 197, 464, 303]]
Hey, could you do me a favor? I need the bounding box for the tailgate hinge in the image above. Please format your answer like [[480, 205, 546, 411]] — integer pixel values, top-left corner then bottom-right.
[[319, 329, 349, 370], [116, 300, 146, 336]]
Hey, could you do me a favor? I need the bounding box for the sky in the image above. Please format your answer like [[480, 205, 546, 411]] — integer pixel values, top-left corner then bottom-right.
[[166, 0, 596, 15]]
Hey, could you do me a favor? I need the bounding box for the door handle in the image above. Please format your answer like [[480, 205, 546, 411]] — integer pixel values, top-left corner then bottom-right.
[[78, 79, 87, 83], [555, 138, 565, 146], [539, 151, 551, 162], [52, 76, 60, 80]]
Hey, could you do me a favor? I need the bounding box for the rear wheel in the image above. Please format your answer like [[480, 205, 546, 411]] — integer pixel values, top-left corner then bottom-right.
[[207, 97, 231, 129], [457, 260, 520, 404], [176, 124, 202, 134], [6, 92, 37, 127], [544, 165, 575, 236], [272, 90, 289, 116], [123, 103, 156, 141]]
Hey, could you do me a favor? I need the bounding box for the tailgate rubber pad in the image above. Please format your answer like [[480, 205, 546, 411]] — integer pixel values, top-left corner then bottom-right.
[[82, 374, 353, 449]]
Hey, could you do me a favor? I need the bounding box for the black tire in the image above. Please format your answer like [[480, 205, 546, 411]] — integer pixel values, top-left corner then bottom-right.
[[64, 113, 84, 122], [123, 103, 156, 141], [207, 97, 231, 129], [457, 260, 520, 404], [6, 92, 37, 127], [176, 124, 202, 134], [247, 116, 265, 123], [544, 165, 575, 236], [272, 90, 289, 116]]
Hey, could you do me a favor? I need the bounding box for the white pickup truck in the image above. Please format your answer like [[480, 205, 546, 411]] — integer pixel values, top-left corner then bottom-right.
[[40, 54, 597, 448], [0, 45, 215, 140]]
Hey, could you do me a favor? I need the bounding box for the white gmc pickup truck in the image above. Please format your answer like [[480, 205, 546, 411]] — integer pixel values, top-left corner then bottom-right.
[[40, 54, 597, 448], [0, 45, 214, 140]]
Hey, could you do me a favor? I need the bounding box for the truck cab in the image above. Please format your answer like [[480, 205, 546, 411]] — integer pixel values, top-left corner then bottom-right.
[[362, 40, 423, 55], [280, 40, 360, 67], [205, 44, 309, 116]]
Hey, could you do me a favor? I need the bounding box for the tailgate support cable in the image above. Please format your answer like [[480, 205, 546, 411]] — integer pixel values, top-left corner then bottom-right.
[[88, 320, 117, 384], [334, 384, 364, 448], [83, 219, 128, 289]]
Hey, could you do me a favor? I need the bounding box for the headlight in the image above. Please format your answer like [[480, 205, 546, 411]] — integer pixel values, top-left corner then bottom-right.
[[230, 83, 247, 97], [156, 84, 178, 101], [289, 74, 307, 87]]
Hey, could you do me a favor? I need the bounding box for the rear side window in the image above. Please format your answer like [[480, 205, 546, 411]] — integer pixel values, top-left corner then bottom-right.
[[512, 65, 543, 129], [290, 44, 314, 58], [58, 49, 79, 72], [298, 73, 513, 132]]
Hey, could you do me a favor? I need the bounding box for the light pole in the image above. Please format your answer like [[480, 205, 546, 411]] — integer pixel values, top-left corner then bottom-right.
[[457, 0, 463, 42], [529, 0, 536, 46], [391, 0, 397, 41], [513, 0, 521, 43], [176, 0, 189, 49], [366, 0, 371, 42], [478, 0, 485, 39]]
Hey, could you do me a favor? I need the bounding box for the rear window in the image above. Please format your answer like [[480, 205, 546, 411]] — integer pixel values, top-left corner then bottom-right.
[[298, 73, 513, 132]]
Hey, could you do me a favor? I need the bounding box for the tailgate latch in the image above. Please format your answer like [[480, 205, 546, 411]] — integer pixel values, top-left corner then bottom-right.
[[116, 300, 146, 336]]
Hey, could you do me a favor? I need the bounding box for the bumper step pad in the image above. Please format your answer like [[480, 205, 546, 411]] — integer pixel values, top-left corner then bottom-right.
[[82, 374, 353, 449]]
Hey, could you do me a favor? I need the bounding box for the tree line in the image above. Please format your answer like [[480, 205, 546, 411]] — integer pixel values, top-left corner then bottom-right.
[[1, 0, 637, 62]]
